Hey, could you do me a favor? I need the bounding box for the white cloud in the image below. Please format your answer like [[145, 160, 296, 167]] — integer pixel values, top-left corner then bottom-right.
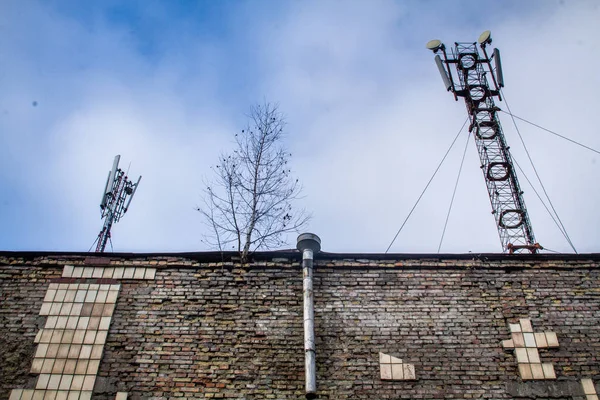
[[255, 0, 600, 253], [1, 0, 598, 254]]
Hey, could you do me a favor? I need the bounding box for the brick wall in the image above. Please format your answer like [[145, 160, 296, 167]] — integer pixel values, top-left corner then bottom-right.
[[1, 263, 62, 396], [1, 253, 599, 399]]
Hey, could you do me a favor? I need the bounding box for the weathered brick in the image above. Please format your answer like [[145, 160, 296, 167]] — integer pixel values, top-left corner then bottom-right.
[[1, 253, 599, 399]]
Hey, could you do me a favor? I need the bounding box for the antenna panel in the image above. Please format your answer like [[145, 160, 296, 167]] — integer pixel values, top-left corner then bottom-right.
[[494, 48, 504, 88], [435, 55, 452, 91], [124, 176, 142, 212], [107, 155, 121, 194], [100, 171, 111, 208]]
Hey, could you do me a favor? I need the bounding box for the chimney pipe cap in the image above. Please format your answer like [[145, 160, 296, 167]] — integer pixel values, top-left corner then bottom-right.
[[297, 233, 321, 253]]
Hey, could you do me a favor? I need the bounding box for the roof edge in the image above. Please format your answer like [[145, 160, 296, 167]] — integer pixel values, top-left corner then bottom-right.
[[1, 250, 600, 262]]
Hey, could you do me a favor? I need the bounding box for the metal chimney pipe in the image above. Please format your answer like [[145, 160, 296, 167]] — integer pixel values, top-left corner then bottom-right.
[[297, 233, 321, 399]]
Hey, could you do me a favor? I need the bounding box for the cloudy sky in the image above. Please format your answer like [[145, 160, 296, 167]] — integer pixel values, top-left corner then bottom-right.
[[1, 0, 598, 254]]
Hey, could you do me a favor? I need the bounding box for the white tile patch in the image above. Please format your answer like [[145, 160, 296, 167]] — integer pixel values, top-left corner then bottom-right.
[[379, 352, 416, 381], [502, 319, 559, 380]]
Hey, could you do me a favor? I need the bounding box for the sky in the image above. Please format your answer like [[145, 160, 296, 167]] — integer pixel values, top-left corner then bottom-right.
[[1, 0, 599, 254]]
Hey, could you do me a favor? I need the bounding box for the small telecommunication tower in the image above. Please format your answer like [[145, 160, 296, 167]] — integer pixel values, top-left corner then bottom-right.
[[95, 155, 142, 252], [426, 31, 541, 254]]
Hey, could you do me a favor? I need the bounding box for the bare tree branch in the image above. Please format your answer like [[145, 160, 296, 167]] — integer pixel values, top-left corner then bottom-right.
[[197, 102, 310, 261]]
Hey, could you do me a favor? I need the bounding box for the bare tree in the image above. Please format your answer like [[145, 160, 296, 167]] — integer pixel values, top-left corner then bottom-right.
[[197, 103, 310, 261]]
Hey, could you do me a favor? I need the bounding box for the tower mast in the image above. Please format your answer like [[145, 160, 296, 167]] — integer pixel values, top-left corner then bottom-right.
[[95, 155, 141, 252], [427, 31, 540, 254]]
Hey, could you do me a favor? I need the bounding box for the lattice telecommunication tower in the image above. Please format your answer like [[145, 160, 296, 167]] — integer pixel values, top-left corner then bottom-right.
[[426, 31, 541, 254], [95, 155, 142, 252]]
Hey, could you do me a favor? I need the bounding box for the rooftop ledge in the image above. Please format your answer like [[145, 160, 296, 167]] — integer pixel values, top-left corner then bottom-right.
[[1, 250, 600, 267]]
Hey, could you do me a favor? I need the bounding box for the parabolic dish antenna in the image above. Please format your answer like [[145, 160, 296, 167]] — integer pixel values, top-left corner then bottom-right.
[[426, 39, 443, 51], [478, 30, 492, 45]]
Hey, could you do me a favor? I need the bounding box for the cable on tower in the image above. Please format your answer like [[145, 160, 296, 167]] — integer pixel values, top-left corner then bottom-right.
[[499, 110, 600, 156], [438, 131, 471, 253], [500, 92, 577, 253], [385, 118, 468, 253], [511, 156, 577, 253]]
